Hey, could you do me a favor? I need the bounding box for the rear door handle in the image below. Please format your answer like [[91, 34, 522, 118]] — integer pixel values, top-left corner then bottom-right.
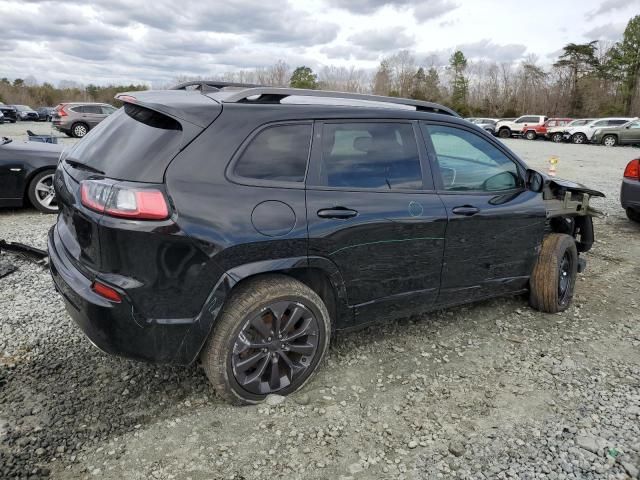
[[317, 207, 358, 219], [452, 205, 480, 216]]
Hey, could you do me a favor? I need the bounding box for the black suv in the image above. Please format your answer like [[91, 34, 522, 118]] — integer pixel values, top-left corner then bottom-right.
[[48, 86, 603, 404]]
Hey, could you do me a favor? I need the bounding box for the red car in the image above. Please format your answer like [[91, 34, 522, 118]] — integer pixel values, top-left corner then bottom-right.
[[522, 118, 573, 140]]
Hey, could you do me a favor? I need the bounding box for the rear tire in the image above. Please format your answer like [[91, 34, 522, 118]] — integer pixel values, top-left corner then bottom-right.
[[571, 132, 587, 144], [71, 122, 89, 138], [551, 132, 563, 143], [627, 208, 640, 223], [200, 275, 331, 405], [529, 233, 578, 313], [525, 130, 537, 140], [498, 128, 511, 138]]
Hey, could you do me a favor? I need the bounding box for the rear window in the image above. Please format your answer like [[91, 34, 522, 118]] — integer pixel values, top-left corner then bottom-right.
[[63, 104, 191, 182]]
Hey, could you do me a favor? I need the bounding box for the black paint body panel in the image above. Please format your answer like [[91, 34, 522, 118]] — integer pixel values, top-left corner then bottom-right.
[[0, 140, 62, 207], [47, 94, 596, 365]]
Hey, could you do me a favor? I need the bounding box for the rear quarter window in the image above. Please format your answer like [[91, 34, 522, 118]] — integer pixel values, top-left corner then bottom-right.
[[233, 123, 311, 183]]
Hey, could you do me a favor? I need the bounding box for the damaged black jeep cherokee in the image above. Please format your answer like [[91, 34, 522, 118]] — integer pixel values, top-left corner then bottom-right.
[[48, 85, 604, 404]]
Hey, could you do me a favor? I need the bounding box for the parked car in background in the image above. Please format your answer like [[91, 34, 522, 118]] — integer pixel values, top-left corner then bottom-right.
[[547, 119, 593, 143], [466, 117, 499, 134], [563, 117, 634, 144], [521, 118, 573, 141], [49, 86, 603, 404], [0, 110, 4, 124], [0, 105, 18, 123], [591, 118, 640, 147], [621, 158, 640, 222], [36, 107, 56, 122], [13, 105, 40, 121], [495, 115, 548, 138], [0, 136, 63, 213], [52, 102, 118, 138]]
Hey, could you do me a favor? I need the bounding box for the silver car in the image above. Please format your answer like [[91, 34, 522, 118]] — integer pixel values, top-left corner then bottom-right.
[[52, 102, 117, 138]]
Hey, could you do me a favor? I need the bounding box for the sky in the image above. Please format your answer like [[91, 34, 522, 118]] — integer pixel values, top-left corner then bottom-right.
[[0, 0, 638, 87]]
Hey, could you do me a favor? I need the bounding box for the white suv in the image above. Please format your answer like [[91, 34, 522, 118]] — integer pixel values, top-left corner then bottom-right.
[[495, 115, 547, 138], [563, 117, 634, 144]]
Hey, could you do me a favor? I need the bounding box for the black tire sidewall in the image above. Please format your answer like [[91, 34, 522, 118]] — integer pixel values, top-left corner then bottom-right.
[[27, 170, 58, 214], [72, 123, 88, 138], [221, 293, 329, 403]]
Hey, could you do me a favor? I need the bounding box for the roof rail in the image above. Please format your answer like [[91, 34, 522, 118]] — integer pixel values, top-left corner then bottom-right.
[[221, 87, 459, 116], [171, 80, 263, 92]]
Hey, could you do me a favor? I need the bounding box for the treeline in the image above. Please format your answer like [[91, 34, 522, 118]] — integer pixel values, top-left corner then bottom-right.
[[0, 79, 147, 108], [2, 15, 638, 118]]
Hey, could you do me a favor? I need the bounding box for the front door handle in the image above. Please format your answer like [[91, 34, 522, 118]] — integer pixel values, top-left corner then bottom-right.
[[452, 205, 480, 216], [317, 207, 358, 219]]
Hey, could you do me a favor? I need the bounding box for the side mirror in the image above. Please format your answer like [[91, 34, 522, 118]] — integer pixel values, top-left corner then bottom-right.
[[526, 169, 544, 192]]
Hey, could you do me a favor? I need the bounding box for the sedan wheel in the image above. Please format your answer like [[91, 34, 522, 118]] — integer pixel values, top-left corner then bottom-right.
[[28, 170, 58, 214], [602, 135, 617, 147]]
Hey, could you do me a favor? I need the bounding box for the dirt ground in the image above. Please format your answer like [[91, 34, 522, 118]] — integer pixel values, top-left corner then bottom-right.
[[0, 126, 639, 479]]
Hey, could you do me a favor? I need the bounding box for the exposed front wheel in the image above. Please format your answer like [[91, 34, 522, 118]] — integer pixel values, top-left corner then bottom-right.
[[27, 170, 58, 214], [498, 128, 511, 138], [200, 275, 331, 405], [602, 135, 617, 147], [529, 233, 578, 313]]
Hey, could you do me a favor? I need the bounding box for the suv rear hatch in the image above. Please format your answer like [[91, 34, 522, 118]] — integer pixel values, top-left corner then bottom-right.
[[53, 91, 221, 315]]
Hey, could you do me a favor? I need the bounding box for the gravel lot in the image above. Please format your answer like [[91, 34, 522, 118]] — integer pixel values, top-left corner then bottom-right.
[[1, 131, 639, 479]]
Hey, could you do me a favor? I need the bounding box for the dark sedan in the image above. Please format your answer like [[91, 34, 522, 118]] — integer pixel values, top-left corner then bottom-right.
[[36, 107, 56, 121], [621, 158, 640, 222], [0, 105, 18, 123], [0, 137, 64, 213]]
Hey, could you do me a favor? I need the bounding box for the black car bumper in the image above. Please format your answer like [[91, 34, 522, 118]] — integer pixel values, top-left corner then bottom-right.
[[621, 178, 640, 211], [48, 225, 209, 365]]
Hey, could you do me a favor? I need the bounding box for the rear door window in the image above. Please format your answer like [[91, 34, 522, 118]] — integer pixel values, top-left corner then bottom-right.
[[83, 105, 102, 114], [233, 123, 311, 183], [313, 122, 423, 190]]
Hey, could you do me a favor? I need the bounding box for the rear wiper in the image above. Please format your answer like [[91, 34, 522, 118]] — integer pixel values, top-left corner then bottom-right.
[[64, 159, 105, 175]]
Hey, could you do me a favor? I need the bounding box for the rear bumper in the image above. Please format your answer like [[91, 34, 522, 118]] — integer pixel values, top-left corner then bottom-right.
[[621, 178, 640, 211], [48, 225, 211, 365]]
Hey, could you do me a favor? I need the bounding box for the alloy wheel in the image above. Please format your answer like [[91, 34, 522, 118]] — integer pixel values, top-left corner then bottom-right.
[[231, 301, 320, 395], [73, 124, 88, 137], [558, 252, 573, 305], [603, 136, 616, 147], [34, 173, 58, 211]]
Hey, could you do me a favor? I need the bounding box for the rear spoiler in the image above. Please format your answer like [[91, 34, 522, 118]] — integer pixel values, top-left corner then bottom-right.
[[115, 90, 221, 128]]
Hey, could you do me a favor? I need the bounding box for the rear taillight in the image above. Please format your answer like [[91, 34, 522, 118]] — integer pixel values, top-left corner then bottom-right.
[[91, 281, 122, 303], [80, 179, 169, 220], [623, 159, 640, 180], [58, 107, 68, 117]]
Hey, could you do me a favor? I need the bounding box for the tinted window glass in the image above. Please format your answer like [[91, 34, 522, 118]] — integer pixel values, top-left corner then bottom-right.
[[319, 122, 422, 190], [70, 106, 85, 113], [234, 124, 311, 182], [424, 124, 521, 192], [82, 105, 102, 114], [608, 120, 627, 126], [593, 120, 607, 127], [520, 116, 538, 123]]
